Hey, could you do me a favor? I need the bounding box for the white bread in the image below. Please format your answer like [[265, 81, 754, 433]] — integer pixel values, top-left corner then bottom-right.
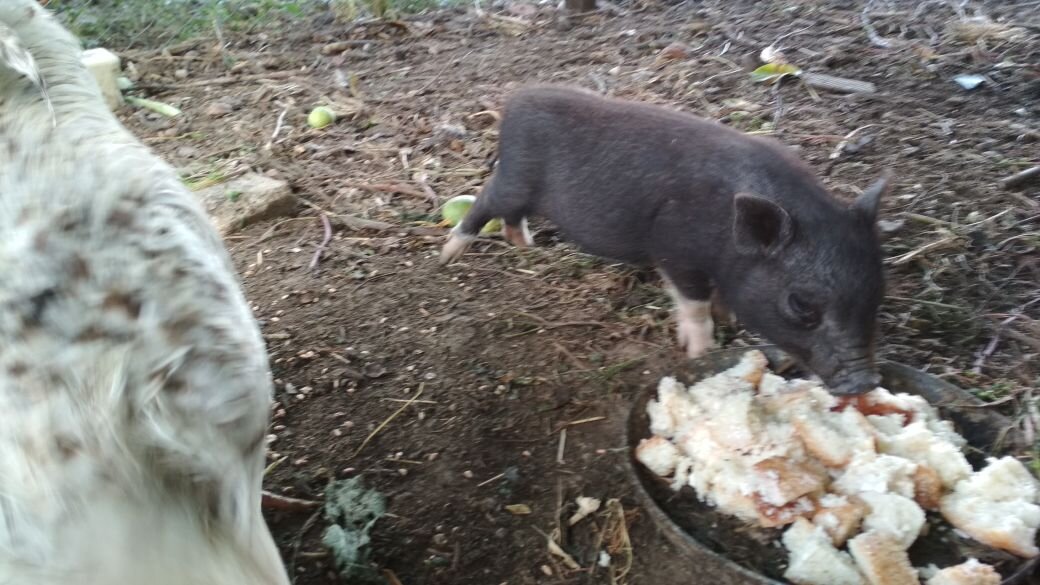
[[754, 495, 817, 528], [646, 376, 701, 438], [703, 389, 759, 451], [792, 401, 876, 468], [912, 465, 944, 511], [858, 492, 926, 550], [847, 531, 918, 585], [670, 456, 694, 491], [751, 456, 827, 506], [940, 456, 1040, 558], [640, 351, 1040, 580], [833, 453, 918, 499], [924, 558, 1000, 585], [634, 436, 680, 477], [813, 494, 868, 547], [726, 349, 769, 387], [872, 419, 972, 489], [857, 388, 931, 422], [782, 518, 865, 585], [757, 372, 789, 396]]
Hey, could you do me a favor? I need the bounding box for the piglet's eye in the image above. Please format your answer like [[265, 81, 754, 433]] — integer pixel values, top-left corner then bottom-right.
[[787, 293, 820, 326]]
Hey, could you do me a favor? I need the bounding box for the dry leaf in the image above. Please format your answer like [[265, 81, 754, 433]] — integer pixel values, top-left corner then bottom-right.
[[505, 503, 532, 515]]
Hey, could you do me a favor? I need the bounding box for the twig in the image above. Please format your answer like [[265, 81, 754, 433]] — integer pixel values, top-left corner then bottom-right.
[[802, 73, 876, 94], [886, 296, 966, 310], [140, 70, 300, 91], [949, 393, 1022, 409], [270, 107, 289, 142], [1005, 329, 1040, 353], [513, 310, 606, 330], [416, 50, 474, 93], [885, 235, 961, 266], [556, 427, 567, 464], [566, 416, 606, 426], [477, 472, 505, 487], [861, 0, 895, 48], [901, 212, 950, 227], [308, 214, 333, 271], [383, 569, 405, 585], [264, 455, 288, 476], [535, 527, 581, 570], [346, 181, 432, 201], [289, 508, 324, 585], [261, 491, 321, 511], [829, 125, 880, 161], [1025, 389, 1039, 447], [552, 341, 587, 369], [350, 385, 425, 459], [297, 198, 445, 236], [1000, 165, 1040, 190]]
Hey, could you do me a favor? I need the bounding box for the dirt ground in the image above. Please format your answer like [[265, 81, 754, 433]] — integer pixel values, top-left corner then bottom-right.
[[110, 0, 1038, 583]]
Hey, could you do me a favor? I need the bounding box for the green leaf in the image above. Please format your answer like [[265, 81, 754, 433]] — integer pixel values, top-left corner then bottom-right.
[[750, 63, 803, 84]]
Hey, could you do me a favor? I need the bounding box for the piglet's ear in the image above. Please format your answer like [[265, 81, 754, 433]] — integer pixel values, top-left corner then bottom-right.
[[733, 193, 794, 257], [851, 170, 893, 222]]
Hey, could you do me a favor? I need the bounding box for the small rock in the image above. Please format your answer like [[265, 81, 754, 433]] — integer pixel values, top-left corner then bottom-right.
[[505, 2, 537, 17], [205, 101, 235, 117], [953, 74, 985, 90], [174, 68, 189, 80], [878, 220, 905, 236], [463, 470, 474, 479], [654, 42, 688, 65], [195, 173, 296, 236], [363, 363, 387, 378], [432, 533, 449, 546]]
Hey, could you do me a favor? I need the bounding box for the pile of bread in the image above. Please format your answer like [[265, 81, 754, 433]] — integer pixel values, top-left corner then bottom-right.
[[635, 350, 1040, 585]]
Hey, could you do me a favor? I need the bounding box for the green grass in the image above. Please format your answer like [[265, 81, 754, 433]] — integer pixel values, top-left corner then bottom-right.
[[48, 0, 460, 49], [49, 0, 315, 49]]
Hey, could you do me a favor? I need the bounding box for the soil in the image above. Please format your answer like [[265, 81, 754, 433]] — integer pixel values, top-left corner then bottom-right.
[[106, 0, 1038, 583]]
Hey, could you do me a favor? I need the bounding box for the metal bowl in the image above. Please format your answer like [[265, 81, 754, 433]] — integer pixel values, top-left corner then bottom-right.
[[626, 345, 1039, 585]]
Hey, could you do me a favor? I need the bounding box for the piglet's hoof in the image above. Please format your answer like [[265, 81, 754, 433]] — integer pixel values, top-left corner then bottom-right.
[[677, 316, 715, 358], [439, 232, 474, 265]]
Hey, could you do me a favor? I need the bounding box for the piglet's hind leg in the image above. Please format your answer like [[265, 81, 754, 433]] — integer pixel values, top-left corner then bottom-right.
[[502, 217, 534, 248]]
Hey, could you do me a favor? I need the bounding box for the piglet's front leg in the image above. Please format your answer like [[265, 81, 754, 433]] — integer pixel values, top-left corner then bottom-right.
[[660, 271, 716, 358]]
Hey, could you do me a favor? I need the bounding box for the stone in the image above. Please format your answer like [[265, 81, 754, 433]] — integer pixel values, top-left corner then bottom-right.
[[194, 173, 296, 236]]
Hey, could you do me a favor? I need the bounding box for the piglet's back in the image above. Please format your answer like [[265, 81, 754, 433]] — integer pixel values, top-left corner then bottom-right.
[[498, 86, 830, 205]]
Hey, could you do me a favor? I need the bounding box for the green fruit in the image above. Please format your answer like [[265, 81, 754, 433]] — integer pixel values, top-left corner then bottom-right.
[[442, 195, 475, 226], [481, 218, 503, 234], [441, 195, 501, 234], [308, 106, 336, 129]]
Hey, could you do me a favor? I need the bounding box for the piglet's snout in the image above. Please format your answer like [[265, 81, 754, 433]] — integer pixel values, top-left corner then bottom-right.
[[824, 355, 880, 396]]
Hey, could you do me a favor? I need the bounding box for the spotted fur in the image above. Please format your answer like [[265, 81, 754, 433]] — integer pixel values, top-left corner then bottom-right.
[[0, 3, 288, 583]]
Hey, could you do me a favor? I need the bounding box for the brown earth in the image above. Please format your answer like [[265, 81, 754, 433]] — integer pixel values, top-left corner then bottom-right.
[[108, 1, 1038, 583]]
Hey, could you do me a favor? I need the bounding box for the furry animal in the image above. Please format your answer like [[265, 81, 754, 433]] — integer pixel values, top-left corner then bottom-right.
[[0, 2, 289, 584]]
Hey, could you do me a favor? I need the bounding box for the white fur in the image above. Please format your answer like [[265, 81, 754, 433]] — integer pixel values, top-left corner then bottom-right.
[[661, 279, 715, 358], [0, 3, 287, 584], [511, 217, 534, 246]]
